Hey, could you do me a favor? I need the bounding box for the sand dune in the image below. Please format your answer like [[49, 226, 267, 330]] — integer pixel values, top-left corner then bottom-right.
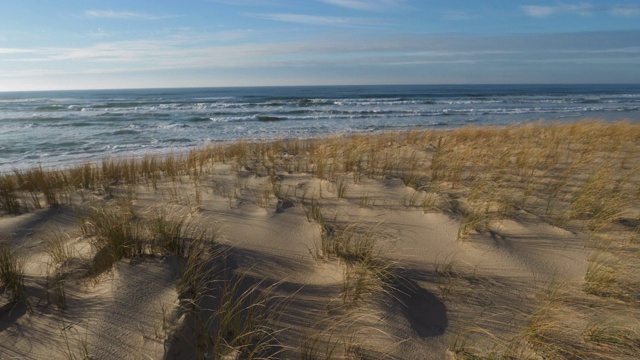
[[1, 121, 639, 359]]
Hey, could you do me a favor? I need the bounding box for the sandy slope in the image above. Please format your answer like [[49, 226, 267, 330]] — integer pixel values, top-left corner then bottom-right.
[[1, 123, 639, 359], [0, 175, 590, 359]]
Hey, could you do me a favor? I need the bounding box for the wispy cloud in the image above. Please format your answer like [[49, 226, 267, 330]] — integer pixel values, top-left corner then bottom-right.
[[3, 29, 639, 86], [522, 5, 555, 17], [319, 0, 401, 11], [84, 10, 173, 20], [384, 59, 476, 66], [609, 5, 640, 17], [47, 40, 170, 62], [522, 3, 595, 18], [250, 13, 385, 27], [0, 48, 35, 54]]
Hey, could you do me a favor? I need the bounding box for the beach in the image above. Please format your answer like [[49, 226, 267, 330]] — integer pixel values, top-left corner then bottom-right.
[[2, 84, 640, 173], [0, 120, 639, 359]]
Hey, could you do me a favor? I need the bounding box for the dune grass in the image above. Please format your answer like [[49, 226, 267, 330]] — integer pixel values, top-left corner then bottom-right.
[[2, 120, 638, 233], [1, 120, 639, 358], [146, 208, 193, 257], [174, 237, 285, 359], [80, 201, 145, 274], [0, 240, 25, 303], [42, 228, 76, 265], [0, 176, 22, 215]]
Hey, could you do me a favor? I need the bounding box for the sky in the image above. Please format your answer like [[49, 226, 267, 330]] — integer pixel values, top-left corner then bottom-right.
[[1, 0, 639, 91]]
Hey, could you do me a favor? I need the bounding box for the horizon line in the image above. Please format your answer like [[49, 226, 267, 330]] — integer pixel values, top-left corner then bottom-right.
[[2, 82, 640, 93]]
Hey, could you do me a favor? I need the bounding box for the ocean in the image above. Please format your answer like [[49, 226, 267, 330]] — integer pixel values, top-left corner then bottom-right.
[[1, 84, 639, 172]]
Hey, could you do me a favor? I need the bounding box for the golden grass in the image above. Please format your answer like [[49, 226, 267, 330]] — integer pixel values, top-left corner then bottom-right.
[[0, 240, 25, 303], [1, 120, 640, 358], [2, 120, 638, 229], [81, 201, 145, 274], [42, 227, 76, 265]]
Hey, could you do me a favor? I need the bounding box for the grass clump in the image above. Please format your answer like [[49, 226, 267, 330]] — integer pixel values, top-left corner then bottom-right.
[[42, 228, 75, 265], [584, 251, 619, 297], [176, 241, 284, 359], [583, 323, 640, 350], [314, 221, 398, 307], [81, 201, 144, 275], [315, 222, 380, 263], [146, 208, 192, 257], [45, 267, 67, 310], [0, 240, 25, 303], [208, 276, 282, 358], [341, 263, 387, 306], [0, 175, 22, 215], [570, 168, 628, 232], [177, 235, 219, 301]]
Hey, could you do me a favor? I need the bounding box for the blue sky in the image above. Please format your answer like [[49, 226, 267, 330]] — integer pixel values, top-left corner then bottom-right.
[[1, 0, 639, 90]]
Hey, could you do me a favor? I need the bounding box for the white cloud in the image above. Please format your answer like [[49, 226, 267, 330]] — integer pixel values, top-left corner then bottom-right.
[[249, 13, 385, 26], [84, 10, 173, 20], [3, 29, 639, 86], [319, 0, 401, 11], [522, 3, 594, 17], [609, 5, 640, 17], [522, 5, 555, 17], [0, 48, 35, 54]]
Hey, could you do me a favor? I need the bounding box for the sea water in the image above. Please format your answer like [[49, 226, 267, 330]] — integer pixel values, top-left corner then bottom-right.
[[1, 84, 639, 172]]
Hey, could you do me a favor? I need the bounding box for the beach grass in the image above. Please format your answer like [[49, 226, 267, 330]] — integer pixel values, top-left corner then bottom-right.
[[0, 120, 639, 358], [0, 240, 25, 303]]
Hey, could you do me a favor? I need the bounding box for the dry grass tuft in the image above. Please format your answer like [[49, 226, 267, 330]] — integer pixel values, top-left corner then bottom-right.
[[81, 201, 145, 274], [146, 208, 193, 257], [0, 175, 22, 215], [175, 243, 285, 359], [584, 251, 620, 297], [0, 240, 25, 303], [42, 228, 76, 265], [2, 120, 640, 358]]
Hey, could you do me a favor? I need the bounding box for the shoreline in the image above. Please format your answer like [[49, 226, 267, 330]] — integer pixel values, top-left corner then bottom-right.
[[2, 118, 635, 175], [3, 84, 639, 174]]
